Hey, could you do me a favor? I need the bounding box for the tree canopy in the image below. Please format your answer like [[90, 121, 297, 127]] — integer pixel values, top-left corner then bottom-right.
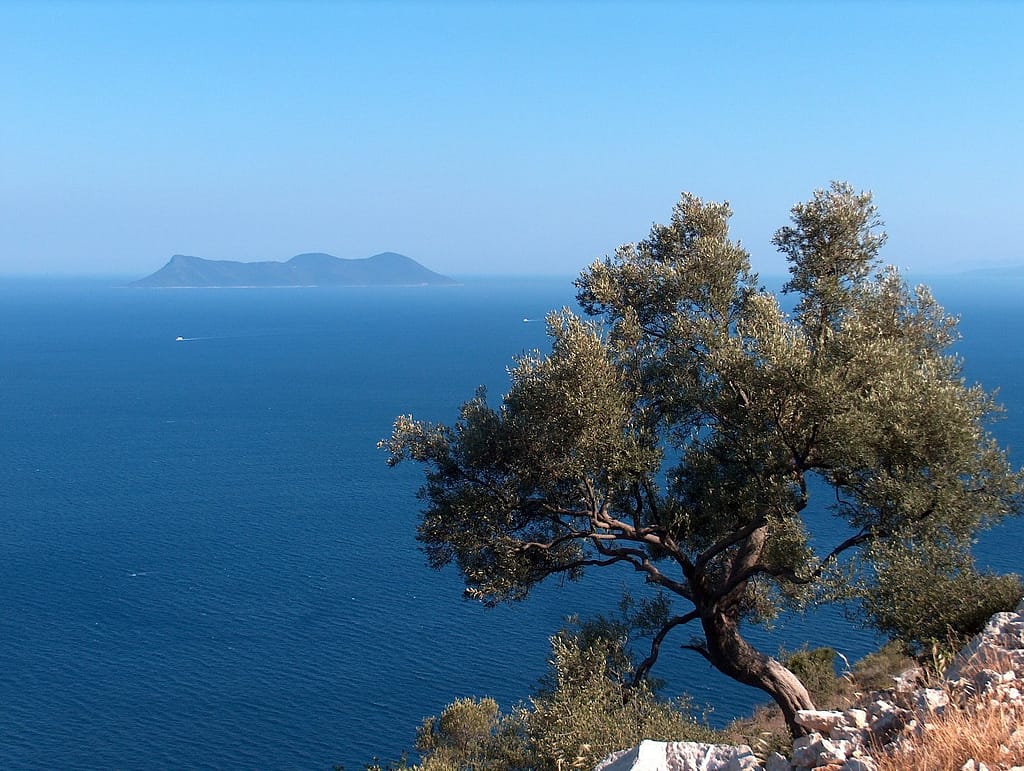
[[380, 182, 1023, 736]]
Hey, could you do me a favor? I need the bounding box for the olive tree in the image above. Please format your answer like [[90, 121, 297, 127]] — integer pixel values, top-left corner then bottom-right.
[[380, 182, 1023, 736]]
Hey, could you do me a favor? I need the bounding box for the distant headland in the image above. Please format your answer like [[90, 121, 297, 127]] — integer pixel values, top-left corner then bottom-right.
[[131, 252, 458, 288]]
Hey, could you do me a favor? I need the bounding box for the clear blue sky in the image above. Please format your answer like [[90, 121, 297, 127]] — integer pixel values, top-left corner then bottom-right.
[[2, 0, 1022, 277]]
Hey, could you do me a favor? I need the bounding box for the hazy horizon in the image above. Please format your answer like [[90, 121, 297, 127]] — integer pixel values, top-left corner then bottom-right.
[[5, 256, 1017, 283], [2, 1, 1022, 278]]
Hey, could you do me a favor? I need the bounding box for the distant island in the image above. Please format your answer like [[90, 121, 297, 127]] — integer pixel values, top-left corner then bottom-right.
[[131, 252, 458, 287]]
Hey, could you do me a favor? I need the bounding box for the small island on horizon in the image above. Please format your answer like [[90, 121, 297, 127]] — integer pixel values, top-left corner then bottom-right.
[[131, 252, 458, 288]]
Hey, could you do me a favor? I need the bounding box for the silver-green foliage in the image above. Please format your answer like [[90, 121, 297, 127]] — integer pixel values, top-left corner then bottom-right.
[[526, 629, 717, 770], [861, 539, 1023, 654], [381, 182, 1023, 734], [410, 697, 529, 771], [780, 646, 839, 703], [401, 628, 714, 771]]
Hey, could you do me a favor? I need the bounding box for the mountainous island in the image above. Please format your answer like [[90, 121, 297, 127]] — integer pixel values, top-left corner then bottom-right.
[[131, 252, 458, 287]]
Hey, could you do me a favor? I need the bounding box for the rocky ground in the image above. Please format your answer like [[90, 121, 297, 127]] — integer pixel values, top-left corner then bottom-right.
[[595, 600, 1024, 771]]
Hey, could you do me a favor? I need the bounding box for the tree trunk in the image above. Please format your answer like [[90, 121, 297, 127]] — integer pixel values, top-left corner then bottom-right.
[[701, 609, 816, 738]]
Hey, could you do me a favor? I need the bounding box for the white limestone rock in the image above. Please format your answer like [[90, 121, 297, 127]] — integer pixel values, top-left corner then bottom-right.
[[790, 733, 843, 767], [914, 687, 949, 713], [843, 708, 868, 730], [593, 739, 759, 771], [794, 709, 846, 734], [839, 759, 877, 771]]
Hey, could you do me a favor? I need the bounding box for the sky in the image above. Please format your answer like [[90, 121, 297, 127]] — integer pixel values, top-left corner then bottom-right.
[[1, 0, 1022, 278]]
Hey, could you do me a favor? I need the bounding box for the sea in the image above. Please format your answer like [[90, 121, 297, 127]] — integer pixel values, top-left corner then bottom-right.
[[0, 274, 1021, 770]]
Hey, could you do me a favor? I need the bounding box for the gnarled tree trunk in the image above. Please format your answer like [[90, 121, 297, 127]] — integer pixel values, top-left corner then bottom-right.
[[701, 608, 816, 738]]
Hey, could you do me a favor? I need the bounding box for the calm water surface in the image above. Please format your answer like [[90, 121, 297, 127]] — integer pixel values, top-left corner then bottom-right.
[[0, 275, 1020, 769]]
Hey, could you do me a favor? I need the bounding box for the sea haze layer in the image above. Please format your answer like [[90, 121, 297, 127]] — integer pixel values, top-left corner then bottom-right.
[[0, 275, 1021, 770]]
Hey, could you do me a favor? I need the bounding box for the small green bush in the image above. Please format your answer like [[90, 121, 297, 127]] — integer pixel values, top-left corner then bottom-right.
[[385, 626, 717, 771], [862, 543, 1023, 655], [526, 632, 717, 770], [781, 645, 838, 703], [849, 640, 917, 693], [407, 697, 531, 771]]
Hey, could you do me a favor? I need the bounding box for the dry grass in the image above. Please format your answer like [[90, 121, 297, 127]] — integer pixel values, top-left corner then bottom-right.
[[722, 642, 918, 761], [873, 699, 1024, 771], [722, 640, 1024, 770], [719, 703, 790, 762]]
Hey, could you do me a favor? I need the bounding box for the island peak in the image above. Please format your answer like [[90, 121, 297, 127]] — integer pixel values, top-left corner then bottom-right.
[[132, 252, 457, 288]]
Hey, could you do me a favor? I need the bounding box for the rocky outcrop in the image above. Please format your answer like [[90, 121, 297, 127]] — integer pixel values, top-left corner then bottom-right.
[[945, 606, 1024, 684], [593, 600, 1024, 771], [593, 739, 760, 771]]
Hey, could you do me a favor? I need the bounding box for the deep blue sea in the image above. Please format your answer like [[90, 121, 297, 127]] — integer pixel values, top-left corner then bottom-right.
[[1, 275, 1021, 770]]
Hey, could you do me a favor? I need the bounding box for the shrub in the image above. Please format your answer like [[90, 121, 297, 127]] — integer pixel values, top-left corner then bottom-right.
[[390, 626, 717, 771], [411, 697, 525, 770], [526, 632, 717, 770], [848, 640, 917, 693], [782, 646, 838, 703], [862, 543, 1023, 655]]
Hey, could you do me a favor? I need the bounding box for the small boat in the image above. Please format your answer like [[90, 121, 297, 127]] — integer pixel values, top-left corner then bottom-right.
[[175, 336, 185, 342]]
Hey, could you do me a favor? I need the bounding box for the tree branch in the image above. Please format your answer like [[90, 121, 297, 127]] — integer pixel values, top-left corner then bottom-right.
[[632, 610, 700, 686], [681, 639, 713, 664], [592, 541, 692, 598], [721, 526, 874, 595], [515, 530, 591, 553], [695, 516, 768, 572]]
